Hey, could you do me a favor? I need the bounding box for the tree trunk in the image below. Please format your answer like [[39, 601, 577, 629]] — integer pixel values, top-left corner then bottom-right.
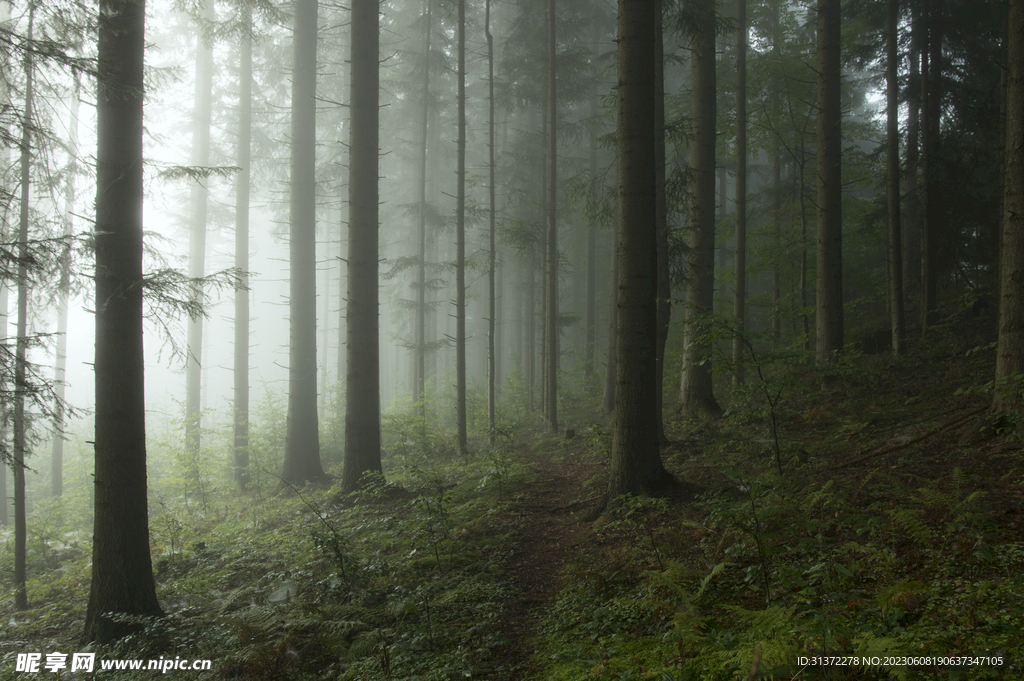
[[994, 0, 1023, 412], [815, 0, 844, 366], [13, 6, 34, 610], [732, 0, 747, 383], [904, 1, 921, 307], [679, 0, 720, 415], [545, 0, 558, 432], [234, 2, 252, 490], [282, 0, 324, 485], [416, 0, 432, 422], [608, 0, 669, 497], [921, 0, 941, 332], [52, 73, 79, 498], [654, 0, 670, 440], [85, 0, 163, 640], [486, 0, 497, 443], [455, 0, 468, 456], [887, 0, 905, 355], [342, 0, 383, 490], [185, 0, 215, 473], [585, 89, 598, 384]]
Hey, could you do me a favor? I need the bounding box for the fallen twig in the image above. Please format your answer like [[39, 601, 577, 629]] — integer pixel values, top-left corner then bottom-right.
[[835, 405, 988, 469]]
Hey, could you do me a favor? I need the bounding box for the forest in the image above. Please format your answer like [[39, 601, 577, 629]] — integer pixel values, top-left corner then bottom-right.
[[0, 0, 1022, 678]]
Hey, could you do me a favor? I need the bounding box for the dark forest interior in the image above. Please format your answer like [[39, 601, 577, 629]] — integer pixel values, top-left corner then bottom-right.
[[1, 0, 1023, 678]]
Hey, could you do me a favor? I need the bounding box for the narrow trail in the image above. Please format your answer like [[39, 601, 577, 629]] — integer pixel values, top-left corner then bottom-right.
[[495, 450, 605, 680]]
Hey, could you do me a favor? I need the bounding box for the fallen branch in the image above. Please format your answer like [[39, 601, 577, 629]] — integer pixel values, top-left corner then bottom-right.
[[835, 405, 988, 469]]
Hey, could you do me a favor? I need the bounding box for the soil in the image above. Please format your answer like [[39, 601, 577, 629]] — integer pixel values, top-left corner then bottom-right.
[[494, 448, 605, 680]]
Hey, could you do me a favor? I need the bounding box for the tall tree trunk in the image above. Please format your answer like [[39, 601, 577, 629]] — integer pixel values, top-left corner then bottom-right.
[[679, 0, 719, 415], [887, 0, 905, 355], [13, 6, 34, 610], [608, 0, 669, 497], [52, 74, 80, 498], [416, 0, 432, 422], [486, 0, 497, 443], [654, 0, 669, 440], [772, 146, 781, 343], [545, 0, 558, 431], [282, 0, 324, 484], [342, 0, 383, 490], [904, 1, 921, 308], [921, 0, 941, 332], [234, 3, 252, 490], [732, 0, 747, 383], [85, 0, 163, 640], [994, 0, 1023, 412], [585, 89, 598, 384], [185, 0, 215, 473], [455, 0, 468, 456], [815, 0, 844, 366]]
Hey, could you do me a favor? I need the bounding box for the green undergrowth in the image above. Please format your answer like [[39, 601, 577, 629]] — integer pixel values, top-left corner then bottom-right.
[[0, 444, 540, 680], [531, 310, 1024, 681]]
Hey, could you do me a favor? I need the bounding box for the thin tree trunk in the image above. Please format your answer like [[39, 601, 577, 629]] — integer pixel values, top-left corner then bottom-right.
[[585, 89, 598, 384], [545, 0, 558, 431], [887, 0, 905, 355], [342, 0, 383, 489], [994, 0, 1023, 412], [415, 0, 431, 420], [815, 0, 844, 366], [732, 0, 747, 384], [13, 6, 35, 610], [185, 0, 215, 472], [234, 2, 252, 490], [455, 0, 468, 455], [282, 0, 324, 484], [52, 74, 79, 498], [608, 0, 669, 497], [905, 1, 921, 308], [772, 145, 781, 343], [486, 0, 496, 442], [921, 0, 941, 332], [679, 0, 720, 415], [85, 0, 164, 639]]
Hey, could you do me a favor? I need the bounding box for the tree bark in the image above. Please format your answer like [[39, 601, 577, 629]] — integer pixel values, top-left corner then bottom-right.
[[282, 0, 324, 484], [185, 0, 215, 473], [13, 5, 35, 610], [545, 0, 558, 431], [52, 74, 79, 498], [234, 2, 252, 489], [486, 0, 497, 443], [416, 0, 432, 422], [921, 0, 941, 332], [733, 0, 747, 383], [886, 0, 905, 355], [815, 0, 844, 366], [679, 0, 720, 415], [455, 0, 468, 456], [85, 0, 163, 640], [994, 0, 1023, 412], [342, 0, 383, 490], [608, 0, 670, 497]]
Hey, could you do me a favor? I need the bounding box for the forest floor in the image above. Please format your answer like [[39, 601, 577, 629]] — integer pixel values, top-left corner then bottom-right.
[[494, 449, 605, 679], [3, 305, 1024, 681]]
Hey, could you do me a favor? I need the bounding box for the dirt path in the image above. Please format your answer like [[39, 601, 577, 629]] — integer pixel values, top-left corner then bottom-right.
[[495, 451, 605, 680]]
